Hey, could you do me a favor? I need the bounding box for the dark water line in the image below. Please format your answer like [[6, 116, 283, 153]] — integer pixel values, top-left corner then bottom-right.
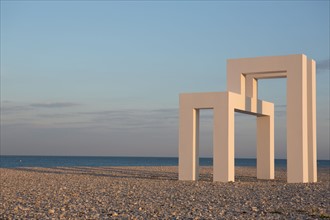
[[0, 155, 329, 168]]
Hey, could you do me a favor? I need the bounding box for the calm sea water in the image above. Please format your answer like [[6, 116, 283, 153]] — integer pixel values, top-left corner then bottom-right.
[[1, 156, 329, 168]]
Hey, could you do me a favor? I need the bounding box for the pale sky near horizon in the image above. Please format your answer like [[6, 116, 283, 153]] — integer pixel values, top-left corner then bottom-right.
[[1, 1, 329, 159]]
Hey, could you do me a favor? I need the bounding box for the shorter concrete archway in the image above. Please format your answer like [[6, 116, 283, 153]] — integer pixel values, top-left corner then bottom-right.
[[179, 92, 274, 182]]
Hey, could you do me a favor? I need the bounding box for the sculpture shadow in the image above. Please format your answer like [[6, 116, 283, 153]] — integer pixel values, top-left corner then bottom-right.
[[10, 166, 288, 183], [11, 166, 179, 181]]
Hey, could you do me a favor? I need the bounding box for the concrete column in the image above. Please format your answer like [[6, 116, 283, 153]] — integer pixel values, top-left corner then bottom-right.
[[286, 55, 308, 183], [257, 115, 274, 179], [245, 76, 258, 112], [245, 76, 258, 98], [213, 103, 235, 182], [193, 109, 200, 180], [179, 102, 200, 180], [307, 59, 317, 182], [227, 61, 246, 96]]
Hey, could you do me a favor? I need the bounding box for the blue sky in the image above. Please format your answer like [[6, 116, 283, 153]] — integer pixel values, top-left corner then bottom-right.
[[1, 1, 329, 159]]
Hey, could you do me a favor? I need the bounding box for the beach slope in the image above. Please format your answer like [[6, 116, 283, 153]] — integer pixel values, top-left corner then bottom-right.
[[1, 166, 329, 219]]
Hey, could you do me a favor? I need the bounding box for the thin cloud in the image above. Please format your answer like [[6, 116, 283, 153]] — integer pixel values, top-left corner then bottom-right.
[[151, 108, 178, 114], [30, 102, 80, 108], [79, 108, 178, 118], [275, 110, 286, 117], [3, 104, 179, 131], [79, 108, 178, 130], [1, 101, 81, 115], [317, 59, 330, 74], [1, 105, 32, 114], [37, 113, 76, 118]]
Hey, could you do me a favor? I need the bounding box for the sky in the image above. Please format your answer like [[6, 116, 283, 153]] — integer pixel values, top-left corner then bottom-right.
[[1, 1, 329, 159]]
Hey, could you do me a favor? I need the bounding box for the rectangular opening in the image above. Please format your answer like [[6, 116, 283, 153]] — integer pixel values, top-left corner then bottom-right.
[[199, 109, 213, 167], [258, 78, 287, 168], [235, 112, 256, 168]]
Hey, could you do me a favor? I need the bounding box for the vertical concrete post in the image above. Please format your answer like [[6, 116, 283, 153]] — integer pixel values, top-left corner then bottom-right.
[[257, 115, 274, 179], [213, 102, 235, 182], [307, 59, 317, 182], [193, 109, 200, 180], [286, 55, 309, 183], [179, 99, 200, 180], [245, 76, 258, 112], [245, 76, 258, 98]]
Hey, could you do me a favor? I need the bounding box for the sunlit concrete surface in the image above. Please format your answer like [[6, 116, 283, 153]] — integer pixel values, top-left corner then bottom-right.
[[179, 54, 317, 183]]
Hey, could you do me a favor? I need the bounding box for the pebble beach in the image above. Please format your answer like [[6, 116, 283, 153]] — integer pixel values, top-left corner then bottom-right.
[[1, 166, 329, 219]]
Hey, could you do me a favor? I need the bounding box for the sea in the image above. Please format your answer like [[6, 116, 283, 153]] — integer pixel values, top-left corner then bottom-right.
[[1, 156, 329, 168]]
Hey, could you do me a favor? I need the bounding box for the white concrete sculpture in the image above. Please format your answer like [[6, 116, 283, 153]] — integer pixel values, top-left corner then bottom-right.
[[179, 54, 317, 183]]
